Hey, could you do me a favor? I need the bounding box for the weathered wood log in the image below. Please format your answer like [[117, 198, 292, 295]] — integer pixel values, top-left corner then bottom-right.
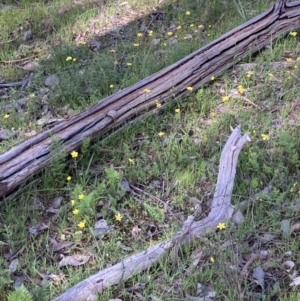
[[52, 125, 249, 301], [0, 0, 297, 198]]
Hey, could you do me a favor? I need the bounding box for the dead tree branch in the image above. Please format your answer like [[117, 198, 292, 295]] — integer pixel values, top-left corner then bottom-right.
[[0, 0, 297, 198], [52, 125, 249, 301]]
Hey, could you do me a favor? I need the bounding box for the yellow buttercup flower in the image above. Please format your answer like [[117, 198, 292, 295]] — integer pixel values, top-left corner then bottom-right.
[[144, 88, 151, 93], [71, 151, 78, 158], [155, 100, 162, 108], [217, 222, 226, 230], [137, 33, 143, 37], [222, 96, 229, 102], [261, 134, 269, 141], [78, 194, 85, 200], [73, 208, 79, 215], [237, 85, 245, 94], [78, 221, 85, 228], [175, 108, 180, 113], [66, 56, 72, 61], [4, 113, 10, 119], [66, 176, 72, 181], [158, 131, 165, 137], [289, 31, 297, 37], [210, 76, 215, 81], [115, 213, 122, 221], [186, 86, 193, 91], [128, 158, 134, 164], [186, 11, 191, 15]]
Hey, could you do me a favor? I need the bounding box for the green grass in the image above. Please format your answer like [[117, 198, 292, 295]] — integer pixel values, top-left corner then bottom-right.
[[2, 0, 300, 300]]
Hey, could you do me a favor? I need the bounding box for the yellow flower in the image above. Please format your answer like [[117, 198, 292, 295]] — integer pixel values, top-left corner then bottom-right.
[[222, 96, 229, 102], [133, 43, 139, 47], [297, 56, 300, 61], [190, 24, 194, 27], [163, 42, 167, 46], [186, 86, 193, 91], [148, 30, 153, 36], [237, 85, 245, 94], [78, 221, 85, 228], [208, 25, 212, 28], [210, 256, 215, 263], [71, 150, 78, 158], [286, 58, 293, 62], [177, 25, 182, 30], [73, 208, 79, 215], [78, 40, 86, 45], [211, 76, 215, 81], [110, 49, 116, 53], [155, 100, 162, 108], [175, 108, 180, 113], [167, 31, 173, 36], [289, 31, 297, 37], [144, 88, 151, 93], [115, 213, 122, 221], [110, 84, 114, 88], [268, 73, 274, 77], [73, 58, 76, 62], [198, 24, 204, 28], [210, 111, 216, 117], [4, 113, 10, 119], [126, 62, 132, 66], [78, 194, 84, 200], [261, 133, 269, 140], [70, 200, 75, 206], [128, 158, 134, 164], [294, 65, 298, 69], [66, 176, 72, 181], [29, 93, 35, 98], [66, 56, 72, 61], [186, 11, 191, 15], [217, 222, 226, 230], [246, 71, 253, 78], [137, 33, 143, 37], [158, 131, 165, 137], [207, 33, 210, 37]]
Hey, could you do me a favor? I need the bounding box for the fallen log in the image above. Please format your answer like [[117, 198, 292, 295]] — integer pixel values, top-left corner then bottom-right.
[[0, 0, 298, 198], [52, 125, 249, 301]]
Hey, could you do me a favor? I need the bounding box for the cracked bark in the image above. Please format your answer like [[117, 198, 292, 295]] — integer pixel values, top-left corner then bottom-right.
[[0, 0, 296, 199]]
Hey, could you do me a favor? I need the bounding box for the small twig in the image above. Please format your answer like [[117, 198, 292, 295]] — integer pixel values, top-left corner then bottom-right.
[[129, 184, 170, 211], [241, 251, 268, 276]]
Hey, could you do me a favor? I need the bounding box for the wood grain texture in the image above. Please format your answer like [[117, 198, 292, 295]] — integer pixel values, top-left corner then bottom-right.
[[0, 0, 298, 198], [52, 126, 249, 301]]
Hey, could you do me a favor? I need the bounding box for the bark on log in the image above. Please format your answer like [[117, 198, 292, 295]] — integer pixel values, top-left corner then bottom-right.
[[0, 0, 297, 198], [52, 125, 249, 301]]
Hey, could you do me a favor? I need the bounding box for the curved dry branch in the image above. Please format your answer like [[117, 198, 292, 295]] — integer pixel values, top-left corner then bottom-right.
[[0, 0, 297, 198], [52, 126, 249, 301]]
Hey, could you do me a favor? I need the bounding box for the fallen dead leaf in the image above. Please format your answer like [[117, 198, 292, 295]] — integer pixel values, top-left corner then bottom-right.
[[58, 253, 91, 267]]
